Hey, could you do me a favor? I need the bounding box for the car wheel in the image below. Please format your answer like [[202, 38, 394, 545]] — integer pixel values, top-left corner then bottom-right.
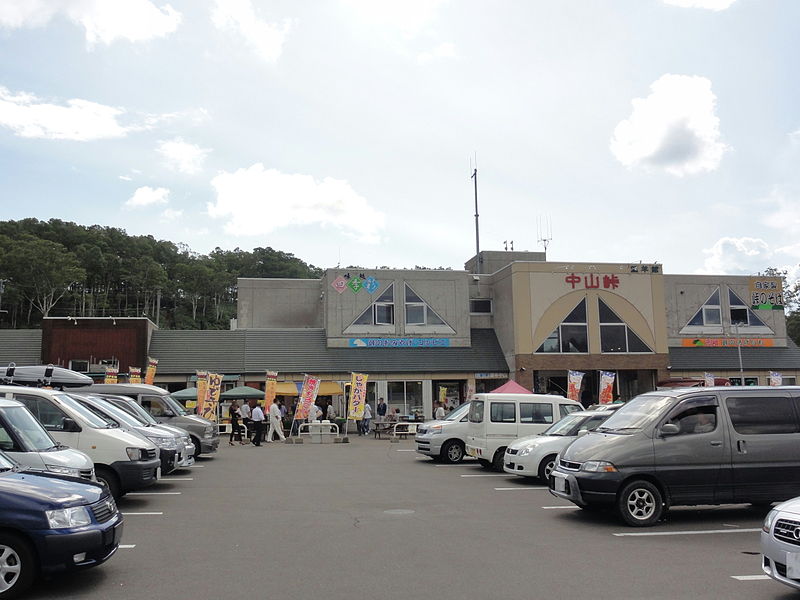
[[478, 458, 492, 470], [617, 480, 664, 527], [192, 437, 202, 458], [0, 532, 35, 600], [95, 467, 121, 500], [538, 454, 558, 482], [492, 448, 506, 472], [440, 440, 465, 464]]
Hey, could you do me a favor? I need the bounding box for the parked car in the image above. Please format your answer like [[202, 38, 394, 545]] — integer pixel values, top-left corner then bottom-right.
[[762, 497, 800, 591], [72, 383, 219, 457], [550, 386, 800, 526], [69, 393, 193, 475], [0, 449, 123, 599], [466, 392, 583, 471], [415, 402, 471, 463], [0, 385, 160, 499], [504, 409, 616, 480], [0, 396, 95, 481]]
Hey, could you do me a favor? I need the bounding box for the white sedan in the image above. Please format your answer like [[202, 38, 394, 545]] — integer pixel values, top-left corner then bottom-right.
[[503, 410, 615, 481]]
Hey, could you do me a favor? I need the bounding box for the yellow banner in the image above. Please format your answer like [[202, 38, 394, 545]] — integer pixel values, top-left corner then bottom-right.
[[201, 373, 222, 422], [144, 357, 158, 385], [438, 386, 447, 405], [348, 373, 368, 419], [104, 366, 118, 384], [128, 367, 142, 384], [265, 371, 278, 405], [196, 371, 208, 416]]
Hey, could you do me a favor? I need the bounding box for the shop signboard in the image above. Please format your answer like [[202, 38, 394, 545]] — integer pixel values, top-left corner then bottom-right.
[[128, 367, 142, 384], [331, 276, 347, 294], [749, 277, 784, 310], [703, 372, 715, 388], [682, 338, 774, 347], [770, 372, 782, 386], [104, 366, 118, 384], [348, 338, 451, 348]]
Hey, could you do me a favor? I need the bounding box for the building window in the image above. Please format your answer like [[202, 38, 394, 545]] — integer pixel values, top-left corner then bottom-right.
[[404, 284, 447, 326], [686, 288, 721, 327], [353, 284, 395, 325], [387, 381, 422, 416], [728, 377, 759, 386], [599, 299, 652, 353], [536, 299, 588, 353], [728, 288, 767, 327], [470, 299, 493, 314], [69, 359, 89, 372]]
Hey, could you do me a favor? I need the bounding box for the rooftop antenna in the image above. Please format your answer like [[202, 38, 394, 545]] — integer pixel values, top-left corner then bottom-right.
[[537, 215, 552, 253], [470, 153, 481, 273]]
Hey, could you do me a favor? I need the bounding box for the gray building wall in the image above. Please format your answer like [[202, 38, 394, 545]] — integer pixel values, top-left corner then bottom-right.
[[486, 265, 516, 372], [237, 278, 323, 329], [465, 250, 546, 275]]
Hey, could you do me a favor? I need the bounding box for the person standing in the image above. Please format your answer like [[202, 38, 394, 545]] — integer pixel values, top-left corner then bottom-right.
[[228, 400, 242, 446], [435, 402, 446, 420], [326, 401, 336, 421], [362, 401, 373, 435], [250, 402, 266, 446], [267, 398, 286, 442], [239, 400, 252, 443], [377, 398, 387, 418]]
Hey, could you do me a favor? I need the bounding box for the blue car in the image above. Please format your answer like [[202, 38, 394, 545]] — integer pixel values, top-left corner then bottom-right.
[[0, 451, 123, 598]]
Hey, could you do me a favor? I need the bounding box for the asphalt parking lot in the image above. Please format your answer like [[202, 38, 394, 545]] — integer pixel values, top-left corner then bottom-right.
[[26, 436, 798, 600]]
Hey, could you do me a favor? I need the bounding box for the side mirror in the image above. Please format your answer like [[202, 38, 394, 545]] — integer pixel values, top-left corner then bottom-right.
[[577, 428, 589, 438], [660, 423, 680, 436], [62, 417, 81, 433]]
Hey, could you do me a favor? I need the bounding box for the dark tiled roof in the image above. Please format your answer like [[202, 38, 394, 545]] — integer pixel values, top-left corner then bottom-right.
[[0, 330, 42, 366], [150, 328, 508, 375], [669, 339, 800, 371]]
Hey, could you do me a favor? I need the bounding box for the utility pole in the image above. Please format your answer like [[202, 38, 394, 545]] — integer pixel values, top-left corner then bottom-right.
[[471, 165, 481, 273]]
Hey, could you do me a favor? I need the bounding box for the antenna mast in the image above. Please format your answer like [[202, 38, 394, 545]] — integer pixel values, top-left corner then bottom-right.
[[471, 155, 481, 273], [537, 215, 552, 253]]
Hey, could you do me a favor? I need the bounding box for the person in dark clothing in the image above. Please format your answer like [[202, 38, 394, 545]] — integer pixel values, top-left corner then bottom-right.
[[377, 397, 387, 418], [228, 400, 242, 445]]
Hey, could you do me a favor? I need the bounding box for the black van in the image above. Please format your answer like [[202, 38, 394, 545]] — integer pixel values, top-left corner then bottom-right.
[[550, 386, 800, 526]]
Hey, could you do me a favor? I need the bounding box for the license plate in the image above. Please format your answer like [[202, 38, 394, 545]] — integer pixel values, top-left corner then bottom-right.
[[554, 476, 566, 493], [787, 553, 800, 578]]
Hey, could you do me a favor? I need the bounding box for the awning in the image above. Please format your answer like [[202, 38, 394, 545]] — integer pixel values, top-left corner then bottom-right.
[[275, 382, 300, 396], [317, 382, 344, 395]]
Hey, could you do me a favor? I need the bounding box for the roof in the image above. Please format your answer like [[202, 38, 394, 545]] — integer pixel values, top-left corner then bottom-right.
[[0, 329, 42, 367], [668, 338, 800, 371], [149, 328, 509, 375], [490, 380, 531, 394]]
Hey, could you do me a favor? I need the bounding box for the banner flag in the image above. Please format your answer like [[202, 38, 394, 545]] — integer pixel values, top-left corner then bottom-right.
[[144, 357, 158, 385], [348, 373, 368, 419], [599, 371, 616, 404], [770, 372, 783, 386], [703, 372, 715, 388], [195, 371, 208, 415], [128, 367, 142, 384], [439, 386, 447, 406], [295, 375, 321, 420], [104, 366, 118, 384], [265, 371, 278, 405], [201, 373, 222, 422], [567, 371, 584, 402]]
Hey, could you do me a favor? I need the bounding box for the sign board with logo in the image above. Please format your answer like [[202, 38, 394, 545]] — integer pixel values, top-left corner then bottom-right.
[[348, 338, 451, 348]]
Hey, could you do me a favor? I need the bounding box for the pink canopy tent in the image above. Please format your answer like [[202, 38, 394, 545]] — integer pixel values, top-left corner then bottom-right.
[[490, 380, 532, 394]]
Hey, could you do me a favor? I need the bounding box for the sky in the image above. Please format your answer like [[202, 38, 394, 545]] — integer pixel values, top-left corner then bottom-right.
[[1, 0, 799, 277]]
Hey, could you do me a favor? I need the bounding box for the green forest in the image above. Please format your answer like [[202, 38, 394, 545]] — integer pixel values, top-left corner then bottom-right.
[[0, 219, 322, 329]]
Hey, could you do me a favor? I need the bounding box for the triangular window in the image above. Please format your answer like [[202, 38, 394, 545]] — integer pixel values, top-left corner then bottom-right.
[[684, 288, 722, 328], [352, 284, 395, 326], [404, 284, 452, 329], [728, 288, 767, 327], [599, 299, 652, 353], [536, 299, 588, 353]]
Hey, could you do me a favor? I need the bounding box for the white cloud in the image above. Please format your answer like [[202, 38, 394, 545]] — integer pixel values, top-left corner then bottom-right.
[[208, 164, 385, 242], [0, 0, 181, 46], [610, 74, 729, 177], [761, 188, 800, 233], [663, 0, 736, 10], [342, 0, 446, 37], [211, 0, 291, 64], [698, 237, 772, 274], [118, 175, 132, 181], [126, 186, 170, 208], [418, 42, 456, 64], [156, 137, 211, 174], [162, 208, 183, 221]]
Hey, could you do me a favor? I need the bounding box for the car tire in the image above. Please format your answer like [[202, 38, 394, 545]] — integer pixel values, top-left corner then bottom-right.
[[478, 458, 492, 470], [95, 467, 121, 500], [440, 440, 465, 464], [537, 454, 558, 482], [192, 437, 202, 458], [0, 532, 35, 600], [492, 448, 506, 472], [617, 480, 664, 527]]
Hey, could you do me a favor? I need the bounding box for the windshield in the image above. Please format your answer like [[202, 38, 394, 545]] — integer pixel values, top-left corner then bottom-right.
[[72, 395, 144, 428], [163, 395, 189, 416], [0, 451, 17, 471], [468, 401, 484, 423], [53, 393, 115, 428], [444, 403, 470, 421], [596, 395, 674, 432], [1, 406, 57, 451], [113, 398, 158, 425], [543, 414, 588, 436]]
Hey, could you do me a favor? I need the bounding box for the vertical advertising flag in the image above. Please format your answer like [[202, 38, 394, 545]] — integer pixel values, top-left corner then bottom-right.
[[703, 372, 715, 388], [348, 373, 368, 419], [104, 366, 118, 384], [128, 367, 142, 384], [264, 371, 278, 405], [770, 372, 783, 386], [439, 386, 447, 406], [567, 371, 584, 402], [201, 373, 222, 422], [144, 357, 158, 385], [295, 375, 321, 420], [194, 371, 208, 414], [599, 371, 616, 404]]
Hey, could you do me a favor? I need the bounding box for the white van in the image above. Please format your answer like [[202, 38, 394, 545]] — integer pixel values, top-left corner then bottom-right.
[[465, 393, 583, 471], [0, 397, 95, 480], [0, 386, 160, 499]]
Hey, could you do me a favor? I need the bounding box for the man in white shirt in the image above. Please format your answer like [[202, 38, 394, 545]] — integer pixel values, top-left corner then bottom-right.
[[435, 402, 446, 420], [250, 402, 266, 446], [267, 398, 286, 442], [239, 401, 252, 443], [362, 402, 373, 435]]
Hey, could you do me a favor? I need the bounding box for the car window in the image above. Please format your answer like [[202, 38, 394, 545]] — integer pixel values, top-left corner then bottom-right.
[[559, 404, 581, 418], [665, 405, 717, 435], [469, 401, 484, 423], [444, 403, 470, 421], [13, 394, 68, 431], [142, 397, 167, 417], [520, 402, 553, 424], [490, 402, 516, 423], [726, 396, 799, 435], [0, 422, 19, 451], [2, 406, 55, 451]]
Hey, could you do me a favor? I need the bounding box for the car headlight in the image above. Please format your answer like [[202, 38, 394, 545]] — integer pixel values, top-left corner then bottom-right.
[[428, 424, 443, 435], [45, 464, 82, 477], [147, 436, 177, 450], [204, 426, 215, 438], [518, 446, 535, 457], [46, 506, 91, 529], [763, 508, 779, 533], [581, 460, 618, 473], [126, 447, 145, 461]]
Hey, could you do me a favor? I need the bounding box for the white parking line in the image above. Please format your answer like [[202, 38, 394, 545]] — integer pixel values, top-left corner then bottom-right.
[[161, 477, 193, 481], [542, 506, 580, 510], [494, 487, 547, 491], [613, 528, 761, 537], [126, 492, 182, 496], [461, 474, 508, 478], [731, 575, 769, 581], [395, 449, 415, 452], [435, 464, 476, 467], [119, 545, 136, 549], [121, 512, 163, 516]]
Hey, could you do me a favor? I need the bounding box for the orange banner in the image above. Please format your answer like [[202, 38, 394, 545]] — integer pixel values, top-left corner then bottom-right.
[[264, 371, 278, 405], [196, 371, 208, 416], [201, 373, 222, 422], [128, 367, 142, 384], [295, 375, 321, 420], [144, 357, 158, 385]]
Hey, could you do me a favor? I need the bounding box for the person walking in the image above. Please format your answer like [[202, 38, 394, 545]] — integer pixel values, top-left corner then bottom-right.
[[239, 400, 252, 443], [435, 401, 446, 420], [228, 400, 242, 445], [250, 402, 266, 446], [362, 401, 373, 435], [267, 398, 286, 442], [326, 401, 336, 421], [377, 397, 387, 418]]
